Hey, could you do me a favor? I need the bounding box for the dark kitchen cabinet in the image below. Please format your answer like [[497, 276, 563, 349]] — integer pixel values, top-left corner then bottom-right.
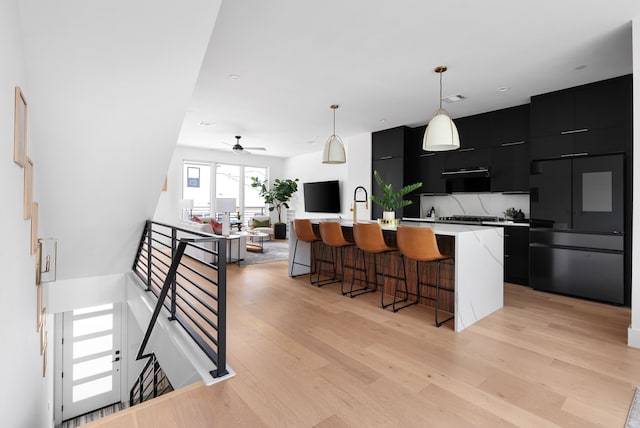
[[491, 104, 530, 145], [417, 152, 446, 194], [456, 114, 493, 149], [443, 147, 492, 171], [531, 75, 632, 159], [372, 126, 410, 220], [504, 226, 529, 285], [491, 142, 529, 192], [530, 154, 624, 233], [372, 126, 407, 160]]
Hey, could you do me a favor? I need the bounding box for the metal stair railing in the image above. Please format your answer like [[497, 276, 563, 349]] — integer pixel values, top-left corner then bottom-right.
[[129, 353, 173, 406], [131, 220, 229, 381]]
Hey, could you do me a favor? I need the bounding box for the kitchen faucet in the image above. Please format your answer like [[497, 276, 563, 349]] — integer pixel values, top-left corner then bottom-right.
[[351, 186, 368, 223]]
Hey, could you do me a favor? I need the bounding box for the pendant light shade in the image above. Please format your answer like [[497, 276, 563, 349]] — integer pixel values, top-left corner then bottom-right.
[[423, 66, 460, 152], [322, 104, 346, 164]]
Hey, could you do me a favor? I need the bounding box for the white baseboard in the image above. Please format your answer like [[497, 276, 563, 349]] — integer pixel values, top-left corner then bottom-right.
[[628, 325, 640, 348]]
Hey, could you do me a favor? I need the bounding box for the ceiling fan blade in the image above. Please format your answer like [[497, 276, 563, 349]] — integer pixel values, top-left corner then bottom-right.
[[244, 147, 267, 151]]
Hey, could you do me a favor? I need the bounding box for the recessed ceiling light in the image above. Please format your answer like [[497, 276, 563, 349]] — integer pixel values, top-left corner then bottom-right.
[[379, 118, 387, 123], [442, 94, 466, 103], [228, 74, 240, 80], [497, 86, 510, 92], [575, 65, 587, 70], [305, 140, 316, 144], [199, 121, 216, 127]]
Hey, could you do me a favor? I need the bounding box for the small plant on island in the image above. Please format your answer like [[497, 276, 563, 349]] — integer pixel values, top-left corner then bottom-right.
[[370, 170, 422, 215]]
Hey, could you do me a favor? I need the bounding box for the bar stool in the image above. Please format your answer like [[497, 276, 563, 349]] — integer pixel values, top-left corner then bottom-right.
[[318, 221, 355, 294], [351, 222, 397, 309], [393, 226, 454, 327], [291, 219, 333, 286]]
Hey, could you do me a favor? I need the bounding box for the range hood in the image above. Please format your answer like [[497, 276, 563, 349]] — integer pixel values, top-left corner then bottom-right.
[[441, 167, 491, 178], [442, 167, 491, 193]]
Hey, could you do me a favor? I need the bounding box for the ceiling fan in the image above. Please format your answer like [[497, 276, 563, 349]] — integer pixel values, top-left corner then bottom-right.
[[228, 135, 266, 154]]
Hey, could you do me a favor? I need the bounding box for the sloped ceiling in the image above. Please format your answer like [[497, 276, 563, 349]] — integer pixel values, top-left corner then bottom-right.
[[18, 0, 221, 280], [178, 0, 640, 158]]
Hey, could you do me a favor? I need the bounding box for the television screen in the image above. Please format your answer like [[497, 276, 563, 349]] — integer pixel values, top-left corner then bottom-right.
[[303, 180, 341, 213]]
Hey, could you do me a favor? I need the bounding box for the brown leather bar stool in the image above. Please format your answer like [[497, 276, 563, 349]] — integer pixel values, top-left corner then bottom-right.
[[291, 219, 333, 286], [394, 226, 454, 327], [318, 221, 355, 294], [351, 222, 397, 308]]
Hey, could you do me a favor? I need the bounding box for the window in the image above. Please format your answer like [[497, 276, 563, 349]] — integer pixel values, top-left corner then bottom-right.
[[183, 161, 268, 222], [183, 162, 211, 216]]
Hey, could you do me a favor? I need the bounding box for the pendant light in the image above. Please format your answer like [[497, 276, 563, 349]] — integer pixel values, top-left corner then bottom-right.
[[322, 104, 346, 164], [423, 66, 460, 151]]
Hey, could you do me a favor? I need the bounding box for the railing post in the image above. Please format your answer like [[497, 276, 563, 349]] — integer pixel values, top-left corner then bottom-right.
[[153, 357, 159, 398], [170, 228, 178, 320], [212, 238, 228, 378], [146, 221, 152, 291]]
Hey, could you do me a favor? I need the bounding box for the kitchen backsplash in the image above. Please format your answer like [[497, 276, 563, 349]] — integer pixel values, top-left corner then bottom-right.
[[419, 193, 530, 219]]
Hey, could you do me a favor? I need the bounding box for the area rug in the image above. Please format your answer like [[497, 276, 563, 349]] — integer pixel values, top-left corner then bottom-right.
[[242, 239, 289, 265], [626, 387, 640, 427]]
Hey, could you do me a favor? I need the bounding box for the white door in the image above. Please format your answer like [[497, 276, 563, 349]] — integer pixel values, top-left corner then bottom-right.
[[62, 303, 122, 420]]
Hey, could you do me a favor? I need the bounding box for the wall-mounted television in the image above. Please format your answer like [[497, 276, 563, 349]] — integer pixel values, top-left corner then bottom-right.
[[303, 180, 341, 213]]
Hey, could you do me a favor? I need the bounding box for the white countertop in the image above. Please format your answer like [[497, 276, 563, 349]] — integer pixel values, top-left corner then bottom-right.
[[309, 219, 501, 236], [402, 217, 530, 228]]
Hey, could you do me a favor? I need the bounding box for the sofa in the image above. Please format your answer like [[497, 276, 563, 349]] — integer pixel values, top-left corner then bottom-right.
[[178, 219, 247, 264], [249, 215, 274, 239]]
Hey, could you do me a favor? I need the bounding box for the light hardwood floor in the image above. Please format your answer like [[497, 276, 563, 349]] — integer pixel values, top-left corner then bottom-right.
[[87, 260, 640, 427]]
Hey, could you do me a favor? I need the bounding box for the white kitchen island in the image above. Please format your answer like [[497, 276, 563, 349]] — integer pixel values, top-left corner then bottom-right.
[[289, 220, 504, 332]]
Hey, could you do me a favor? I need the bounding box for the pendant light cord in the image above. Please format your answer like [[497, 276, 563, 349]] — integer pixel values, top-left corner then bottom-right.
[[333, 107, 336, 135], [439, 71, 443, 109]]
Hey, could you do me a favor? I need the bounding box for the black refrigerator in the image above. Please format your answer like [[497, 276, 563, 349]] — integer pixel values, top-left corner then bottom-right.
[[529, 154, 624, 304]]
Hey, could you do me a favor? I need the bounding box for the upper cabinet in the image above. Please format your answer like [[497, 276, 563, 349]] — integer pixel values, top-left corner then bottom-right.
[[490, 105, 530, 192], [372, 126, 407, 160], [371, 126, 410, 219], [531, 75, 632, 160]]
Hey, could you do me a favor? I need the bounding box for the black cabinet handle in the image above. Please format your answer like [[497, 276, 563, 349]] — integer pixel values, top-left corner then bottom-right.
[[560, 128, 589, 135], [560, 152, 589, 158], [379, 155, 393, 160], [500, 141, 526, 147], [458, 148, 476, 152]]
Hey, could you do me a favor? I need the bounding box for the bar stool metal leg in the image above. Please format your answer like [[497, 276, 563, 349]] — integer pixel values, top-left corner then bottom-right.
[[434, 260, 454, 327], [392, 255, 418, 312]]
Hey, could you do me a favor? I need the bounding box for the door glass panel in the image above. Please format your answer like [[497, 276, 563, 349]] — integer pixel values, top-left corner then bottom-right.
[[73, 334, 113, 359], [73, 314, 113, 337], [74, 304, 113, 316], [73, 355, 113, 381], [582, 171, 612, 212], [72, 375, 113, 402]]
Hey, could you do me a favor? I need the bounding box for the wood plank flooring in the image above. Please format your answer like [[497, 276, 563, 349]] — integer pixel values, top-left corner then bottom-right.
[[86, 260, 640, 427]]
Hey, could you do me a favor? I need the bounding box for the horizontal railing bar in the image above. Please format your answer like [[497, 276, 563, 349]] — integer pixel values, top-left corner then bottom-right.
[[175, 280, 219, 313], [175, 299, 219, 338]]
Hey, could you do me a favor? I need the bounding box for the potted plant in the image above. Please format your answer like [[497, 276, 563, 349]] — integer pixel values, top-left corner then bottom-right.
[[250, 177, 299, 239], [370, 170, 422, 222]]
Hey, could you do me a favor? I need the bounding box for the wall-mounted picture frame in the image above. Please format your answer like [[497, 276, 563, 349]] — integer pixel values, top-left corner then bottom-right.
[[14, 86, 27, 167], [31, 202, 38, 256], [38, 238, 58, 283], [36, 283, 42, 331], [24, 157, 33, 219], [40, 314, 46, 355], [42, 342, 48, 377]]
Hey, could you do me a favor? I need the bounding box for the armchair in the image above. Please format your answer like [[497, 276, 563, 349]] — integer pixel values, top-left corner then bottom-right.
[[249, 215, 274, 240]]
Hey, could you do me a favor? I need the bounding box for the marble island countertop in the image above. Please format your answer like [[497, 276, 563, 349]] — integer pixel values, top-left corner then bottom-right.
[[402, 217, 530, 228], [310, 218, 502, 236]]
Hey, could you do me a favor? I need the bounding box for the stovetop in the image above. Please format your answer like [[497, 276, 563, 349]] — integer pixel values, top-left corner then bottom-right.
[[437, 215, 499, 225]]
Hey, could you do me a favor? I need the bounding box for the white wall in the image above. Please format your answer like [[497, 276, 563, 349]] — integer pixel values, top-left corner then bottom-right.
[[284, 132, 372, 221], [630, 17, 640, 347], [0, 1, 48, 426], [18, 0, 220, 281], [154, 146, 285, 225]]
